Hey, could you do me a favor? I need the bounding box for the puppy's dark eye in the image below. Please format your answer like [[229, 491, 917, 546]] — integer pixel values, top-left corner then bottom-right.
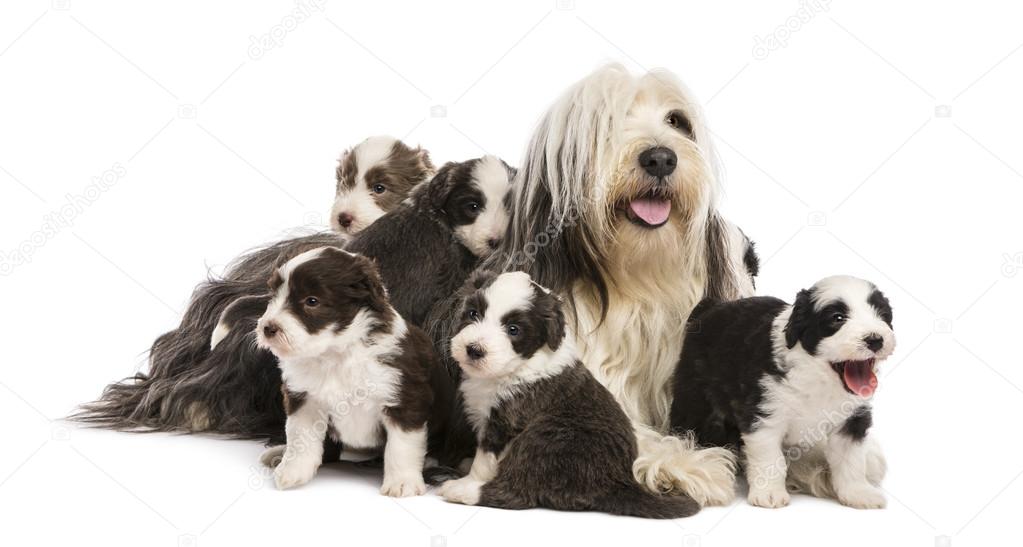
[[465, 202, 481, 214], [666, 110, 693, 137], [832, 313, 847, 323], [373, 184, 386, 194], [305, 297, 320, 307], [506, 324, 520, 336], [467, 309, 480, 321]]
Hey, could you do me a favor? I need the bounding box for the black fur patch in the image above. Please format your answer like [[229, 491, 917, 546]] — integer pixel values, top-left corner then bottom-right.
[[743, 238, 760, 280], [868, 289, 893, 327], [839, 406, 873, 441], [784, 288, 849, 354], [472, 362, 698, 519], [671, 296, 789, 448], [381, 325, 451, 437]]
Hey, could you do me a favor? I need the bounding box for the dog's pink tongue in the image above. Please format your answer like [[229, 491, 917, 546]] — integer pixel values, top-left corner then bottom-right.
[[843, 361, 878, 398], [629, 198, 671, 225]]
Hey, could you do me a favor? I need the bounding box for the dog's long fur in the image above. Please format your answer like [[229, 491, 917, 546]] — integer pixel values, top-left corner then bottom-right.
[[480, 64, 759, 506], [74, 155, 514, 445]]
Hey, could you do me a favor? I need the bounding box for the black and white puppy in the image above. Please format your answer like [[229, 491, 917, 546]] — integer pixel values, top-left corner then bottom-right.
[[437, 271, 699, 519], [330, 135, 434, 236], [256, 246, 448, 495], [670, 275, 895, 509]]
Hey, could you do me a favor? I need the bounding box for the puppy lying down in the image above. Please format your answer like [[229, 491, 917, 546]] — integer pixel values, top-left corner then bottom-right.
[[438, 271, 700, 519], [671, 275, 895, 509]]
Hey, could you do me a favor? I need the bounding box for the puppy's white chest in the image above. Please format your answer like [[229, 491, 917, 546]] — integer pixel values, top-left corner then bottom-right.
[[766, 359, 859, 447], [281, 352, 401, 449]]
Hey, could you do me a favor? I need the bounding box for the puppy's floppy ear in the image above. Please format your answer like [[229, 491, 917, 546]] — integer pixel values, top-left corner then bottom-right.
[[342, 251, 389, 312], [426, 162, 459, 217], [785, 288, 812, 349], [501, 160, 518, 182], [539, 290, 566, 351], [413, 145, 435, 175]]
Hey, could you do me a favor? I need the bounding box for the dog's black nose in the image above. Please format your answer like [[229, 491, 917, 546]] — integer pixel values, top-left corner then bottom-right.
[[466, 343, 486, 360], [337, 213, 354, 229], [263, 322, 280, 338], [487, 238, 500, 250], [864, 334, 884, 352], [639, 146, 677, 178]]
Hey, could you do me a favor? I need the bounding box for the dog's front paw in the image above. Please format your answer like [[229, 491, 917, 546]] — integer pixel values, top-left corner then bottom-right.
[[259, 445, 286, 469], [748, 487, 791, 508], [273, 459, 318, 490], [380, 474, 426, 498], [438, 477, 483, 505], [837, 485, 886, 509]]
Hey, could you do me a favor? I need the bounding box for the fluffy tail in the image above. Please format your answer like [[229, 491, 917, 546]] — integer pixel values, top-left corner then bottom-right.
[[633, 424, 737, 506], [592, 483, 700, 519], [71, 232, 342, 441]]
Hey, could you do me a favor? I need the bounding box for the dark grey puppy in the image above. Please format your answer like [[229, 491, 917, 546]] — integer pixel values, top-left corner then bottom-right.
[[437, 271, 699, 519]]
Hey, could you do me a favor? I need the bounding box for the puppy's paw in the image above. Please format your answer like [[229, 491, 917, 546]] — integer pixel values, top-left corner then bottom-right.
[[748, 488, 791, 508], [273, 460, 317, 490], [438, 477, 483, 505], [837, 485, 886, 509], [380, 474, 427, 498], [259, 445, 286, 469]]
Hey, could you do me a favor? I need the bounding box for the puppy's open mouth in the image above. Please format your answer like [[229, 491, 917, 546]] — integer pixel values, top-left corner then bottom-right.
[[618, 189, 673, 229], [831, 359, 878, 398]]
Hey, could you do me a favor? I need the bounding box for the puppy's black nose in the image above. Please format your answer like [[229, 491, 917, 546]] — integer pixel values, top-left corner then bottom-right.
[[864, 334, 884, 352], [466, 343, 486, 360], [487, 238, 500, 250], [337, 213, 354, 229], [263, 322, 280, 338], [639, 146, 677, 178]]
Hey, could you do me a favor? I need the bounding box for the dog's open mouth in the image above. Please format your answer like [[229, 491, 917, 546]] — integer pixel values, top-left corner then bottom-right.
[[831, 359, 878, 398], [619, 190, 673, 228]]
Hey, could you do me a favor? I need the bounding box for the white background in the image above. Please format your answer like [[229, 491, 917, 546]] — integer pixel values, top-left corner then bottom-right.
[[1, 1, 1021, 545]]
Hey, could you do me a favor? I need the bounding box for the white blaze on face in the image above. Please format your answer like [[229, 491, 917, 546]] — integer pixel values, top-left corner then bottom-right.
[[330, 136, 397, 235], [451, 272, 534, 378], [455, 155, 511, 257]]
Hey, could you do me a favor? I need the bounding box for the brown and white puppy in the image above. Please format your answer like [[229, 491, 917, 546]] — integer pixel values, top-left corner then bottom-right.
[[330, 135, 434, 236], [256, 246, 446, 496], [437, 271, 699, 518]]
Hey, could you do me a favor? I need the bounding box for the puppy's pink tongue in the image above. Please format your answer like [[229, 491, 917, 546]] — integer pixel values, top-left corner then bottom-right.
[[843, 361, 878, 398], [628, 198, 671, 226]]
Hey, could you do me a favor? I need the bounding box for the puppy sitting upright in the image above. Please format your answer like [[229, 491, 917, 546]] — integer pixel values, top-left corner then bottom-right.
[[437, 271, 699, 519], [256, 246, 448, 496], [670, 275, 895, 509]]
